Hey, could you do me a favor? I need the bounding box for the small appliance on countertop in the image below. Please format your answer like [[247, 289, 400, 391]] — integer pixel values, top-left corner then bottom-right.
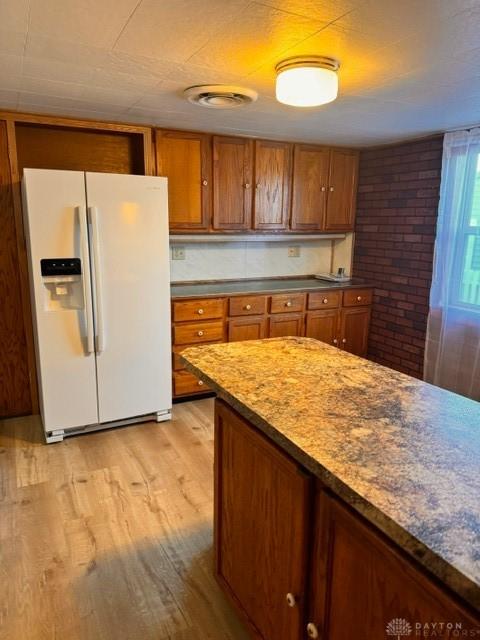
[[315, 267, 351, 283]]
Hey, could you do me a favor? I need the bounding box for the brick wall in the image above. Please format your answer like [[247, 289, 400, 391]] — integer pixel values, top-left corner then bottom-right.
[[352, 135, 444, 378]]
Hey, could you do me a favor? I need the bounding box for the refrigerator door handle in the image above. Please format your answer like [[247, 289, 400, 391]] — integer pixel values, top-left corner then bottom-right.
[[78, 205, 95, 354], [88, 205, 105, 354]]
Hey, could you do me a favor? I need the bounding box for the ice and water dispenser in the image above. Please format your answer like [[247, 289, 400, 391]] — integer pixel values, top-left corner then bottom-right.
[[40, 258, 84, 310]]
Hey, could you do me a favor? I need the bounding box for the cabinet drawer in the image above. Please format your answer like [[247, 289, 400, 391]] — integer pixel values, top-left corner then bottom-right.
[[173, 371, 210, 396], [173, 320, 224, 345], [343, 289, 373, 307], [173, 342, 222, 370], [173, 298, 224, 322], [308, 291, 341, 310], [270, 293, 306, 314], [229, 295, 267, 317]]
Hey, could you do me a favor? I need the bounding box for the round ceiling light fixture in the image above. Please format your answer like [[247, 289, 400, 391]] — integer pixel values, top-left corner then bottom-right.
[[275, 56, 340, 107], [183, 85, 258, 109]]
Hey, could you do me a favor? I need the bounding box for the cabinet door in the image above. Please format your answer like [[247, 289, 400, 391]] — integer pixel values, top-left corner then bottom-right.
[[156, 129, 211, 230], [291, 144, 330, 230], [215, 400, 312, 640], [305, 310, 339, 347], [339, 307, 371, 356], [324, 148, 359, 231], [253, 140, 292, 230], [228, 316, 266, 342], [269, 313, 304, 338], [308, 493, 480, 640], [213, 136, 253, 230]]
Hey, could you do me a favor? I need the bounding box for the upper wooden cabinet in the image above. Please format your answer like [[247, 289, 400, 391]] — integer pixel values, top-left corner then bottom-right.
[[212, 136, 253, 230], [291, 144, 359, 232], [291, 144, 330, 231], [155, 129, 211, 231], [156, 128, 358, 234], [253, 140, 292, 230], [325, 148, 359, 231]]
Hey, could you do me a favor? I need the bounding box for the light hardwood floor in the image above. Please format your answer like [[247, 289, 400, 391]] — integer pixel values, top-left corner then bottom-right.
[[0, 398, 249, 640]]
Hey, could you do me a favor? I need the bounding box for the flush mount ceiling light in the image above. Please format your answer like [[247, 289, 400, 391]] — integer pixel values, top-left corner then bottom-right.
[[183, 85, 258, 109], [275, 56, 340, 107]]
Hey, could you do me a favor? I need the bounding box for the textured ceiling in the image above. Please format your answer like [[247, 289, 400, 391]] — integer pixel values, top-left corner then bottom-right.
[[1, 0, 479, 146]]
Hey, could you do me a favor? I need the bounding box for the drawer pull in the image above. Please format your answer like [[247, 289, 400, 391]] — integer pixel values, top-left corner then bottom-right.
[[333, 339, 338, 345], [322, 298, 328, 304], [197, 308, 204, 315], [329, 186, 334, 192], [285, 301, 292, 308], [357, 295, 362, 302], [198, 380, 204, 386], [244, 304, 252, 310], [244, 183, 251, 189], [321, 186, 326, 192], [197, 330, 204, 337], [255, 183, 261, 189], [202, 179, 208, 186], [307, 623, 319, 639], [342, 338, 347, 344], [286, 593, 297, 608]]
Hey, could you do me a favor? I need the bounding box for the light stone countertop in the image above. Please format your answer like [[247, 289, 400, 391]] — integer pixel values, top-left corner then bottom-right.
[[181, 337, 480, 612]]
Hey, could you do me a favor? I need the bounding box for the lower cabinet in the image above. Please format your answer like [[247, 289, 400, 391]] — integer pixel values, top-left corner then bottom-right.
[[215, 401, 312, 640], [228, 316, 266, 342], [269, 313, 304, 338], [305, 310, 339, 346], [340, 306, 371, 357], [214, 400, 479, 640]]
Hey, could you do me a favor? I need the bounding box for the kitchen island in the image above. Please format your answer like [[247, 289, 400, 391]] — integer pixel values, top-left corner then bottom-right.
[[181, 337, 480, 640]]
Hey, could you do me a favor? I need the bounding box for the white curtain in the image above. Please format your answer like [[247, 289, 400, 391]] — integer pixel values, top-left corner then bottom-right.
[[424, 127, 480, 400]]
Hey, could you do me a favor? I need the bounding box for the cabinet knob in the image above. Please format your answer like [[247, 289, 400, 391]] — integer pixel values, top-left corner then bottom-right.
[[342, 338, 347, 344], [197, 308, 204, 315], [357, 295, 362, 301], [255, 183, 261, 189], [321, 186, 326, 192], [307, 623, 319, 639], [322, 298, 328, 304], [333, 338, 338, 344], [244, 304, 252, 310], [244, 183, 251, 189], [197, 330, 204, 337], [285, 301, 292, 307], [329, 186, 334, 192], [286, 593, 297, 608], [198, 380, 204, 386], [202, 179, 208, 186]]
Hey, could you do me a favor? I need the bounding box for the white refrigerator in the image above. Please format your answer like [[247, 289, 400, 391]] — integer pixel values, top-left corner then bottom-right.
[[22, 169, 172, 443]]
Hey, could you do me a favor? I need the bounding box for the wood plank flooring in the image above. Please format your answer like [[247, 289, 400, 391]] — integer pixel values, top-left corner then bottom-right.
[[0, 398, 249, 640]]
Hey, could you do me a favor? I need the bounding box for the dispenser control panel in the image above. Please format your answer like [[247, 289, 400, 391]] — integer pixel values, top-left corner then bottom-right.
[[41, 258, 81, 277]]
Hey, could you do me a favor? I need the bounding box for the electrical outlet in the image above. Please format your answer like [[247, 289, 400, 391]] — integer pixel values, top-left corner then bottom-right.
[[172, 246, 186, 260], [288, 246, 300, 258]]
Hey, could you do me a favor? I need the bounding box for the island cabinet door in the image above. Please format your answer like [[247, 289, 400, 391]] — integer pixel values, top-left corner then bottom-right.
[[339, 307, 371, 356], [215, 400, 312, 640], [307, 492, 480, 640], [213, 136, 253, 230]]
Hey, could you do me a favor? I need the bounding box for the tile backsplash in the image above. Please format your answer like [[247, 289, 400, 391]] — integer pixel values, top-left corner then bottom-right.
[[170, 235, 354, 282]]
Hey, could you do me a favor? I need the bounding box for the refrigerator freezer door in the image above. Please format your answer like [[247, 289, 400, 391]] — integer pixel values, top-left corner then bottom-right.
[[85, 173, 172, 423], [22, 169, 99, 433]]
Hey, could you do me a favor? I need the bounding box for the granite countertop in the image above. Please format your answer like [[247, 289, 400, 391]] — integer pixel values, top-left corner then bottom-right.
[[170, 276, 370, 299], [181, 337, 480, 612]]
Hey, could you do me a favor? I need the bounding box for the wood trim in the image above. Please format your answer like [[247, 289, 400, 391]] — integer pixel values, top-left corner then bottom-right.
[[5, 120, 38, 413]]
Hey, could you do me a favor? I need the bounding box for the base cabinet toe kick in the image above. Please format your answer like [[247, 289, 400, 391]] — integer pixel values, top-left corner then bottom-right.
[[214, 400, 480, 640]]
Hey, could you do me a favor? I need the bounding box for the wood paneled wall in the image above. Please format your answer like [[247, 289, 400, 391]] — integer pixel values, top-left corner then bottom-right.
[[0, 121, 31, 416], [0, 111, 153, 418]]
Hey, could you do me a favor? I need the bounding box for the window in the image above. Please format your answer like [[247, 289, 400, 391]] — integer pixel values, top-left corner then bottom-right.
[[452, 152, 480, 308]]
